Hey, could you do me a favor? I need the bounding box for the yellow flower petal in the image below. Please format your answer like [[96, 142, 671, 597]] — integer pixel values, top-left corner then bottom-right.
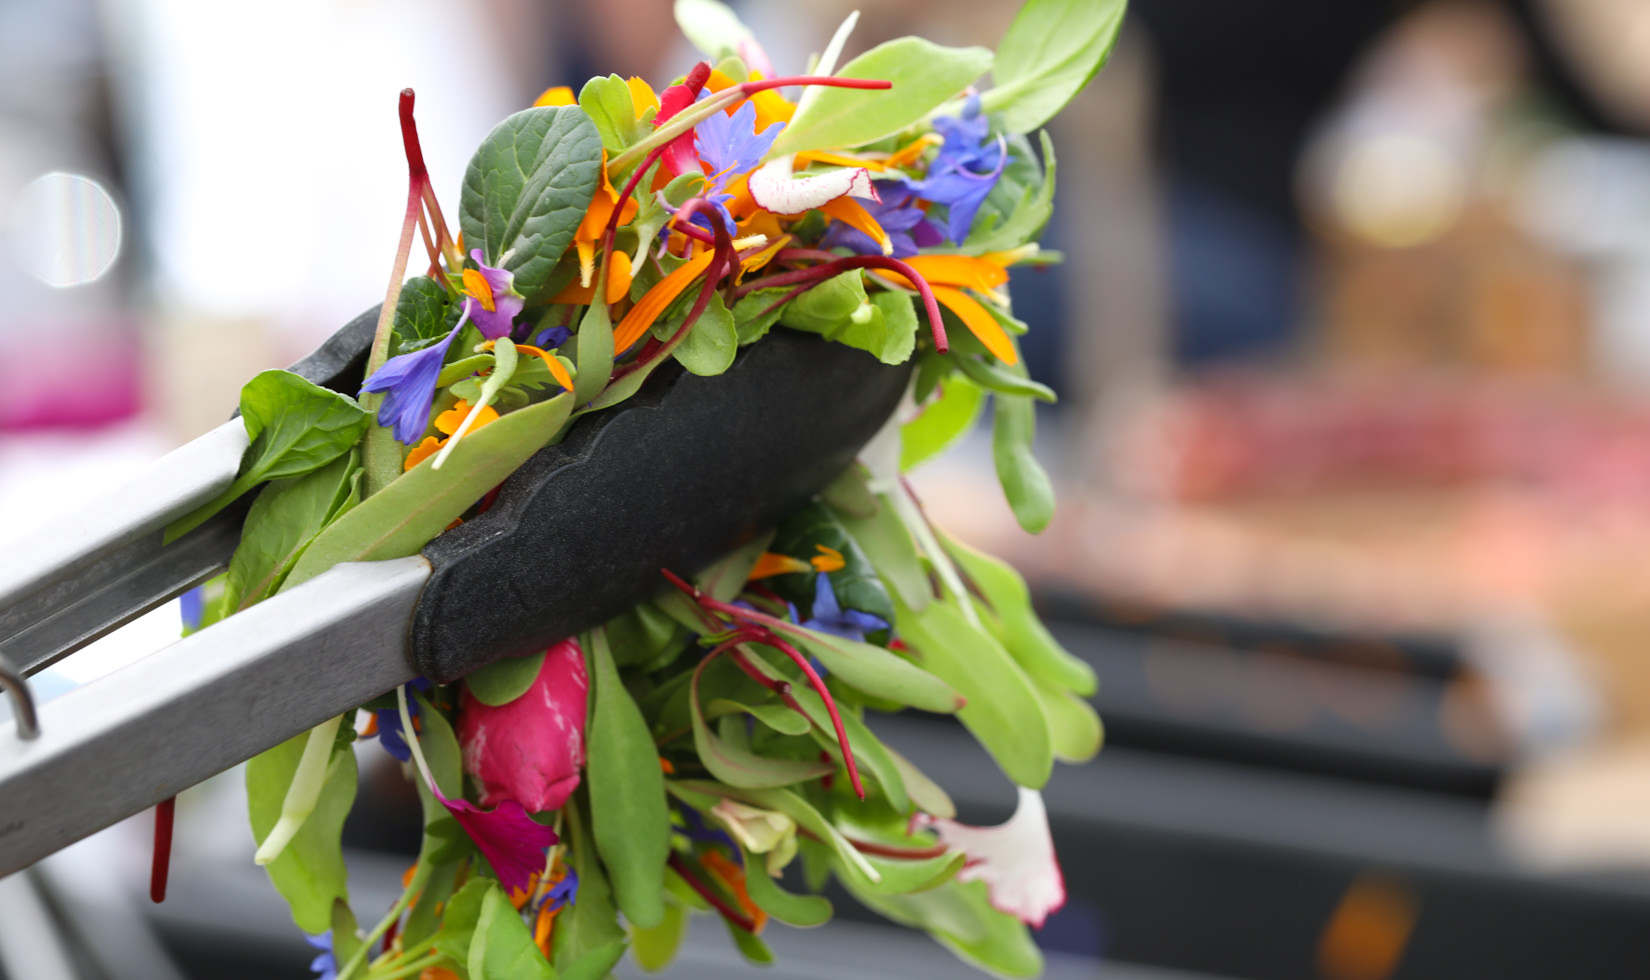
[[533, 86, 576, 108], [613, 249, 716, 351], [931, 285, 1018, 365], [798, 150, 887, 173], [627, 76, 660, 119]]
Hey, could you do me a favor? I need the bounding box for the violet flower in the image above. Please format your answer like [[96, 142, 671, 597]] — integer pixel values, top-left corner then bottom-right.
[[897, 96, 1009, 244], [545, 867, 579, 912], [305, 932, 337, 980], [359, 319, 462, 445], [820, 183, 943, 258], [463, 249, 525, 341], [801, 573, 888, 643], [691, 97, 784, 233]]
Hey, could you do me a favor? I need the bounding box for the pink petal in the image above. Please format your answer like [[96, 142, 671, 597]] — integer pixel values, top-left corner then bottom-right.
[[916, 788, 1065, 928], [435, 788, 558, 895], [748, 155, 874, 215], [459, 639, 589, 813]]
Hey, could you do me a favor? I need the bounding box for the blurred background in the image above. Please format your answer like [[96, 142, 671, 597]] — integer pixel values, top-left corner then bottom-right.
[[14, 0, 1650, 977]]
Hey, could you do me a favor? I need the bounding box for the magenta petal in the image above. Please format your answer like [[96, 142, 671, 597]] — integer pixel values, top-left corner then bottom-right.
[[459, 639, 589, 813], [435, 789, 558, 894]]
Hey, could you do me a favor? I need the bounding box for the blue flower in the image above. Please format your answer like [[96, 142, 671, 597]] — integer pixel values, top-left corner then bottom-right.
[[821, 183, 943, 258], [359, 322, 462, 445], [691, 97, 784, 233], [305, 932, 337, 980], [801, 573, 888, 643], [546, 867, 580, 912], [897, 96, 1009, 244], [532, 324, 571, 349], [179, 586, 205, 633], [365, 679, 431, 762]]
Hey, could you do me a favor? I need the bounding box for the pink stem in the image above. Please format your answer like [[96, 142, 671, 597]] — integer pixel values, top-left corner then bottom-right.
[[668, 853, 756, 932], [733, 254, 947, 351]]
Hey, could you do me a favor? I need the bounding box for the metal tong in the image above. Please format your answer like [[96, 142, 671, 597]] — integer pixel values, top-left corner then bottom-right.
[[0, 308, 910, 877]]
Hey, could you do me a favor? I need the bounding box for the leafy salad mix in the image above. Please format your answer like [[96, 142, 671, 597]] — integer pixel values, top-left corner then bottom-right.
[[166, 1, 1126, 977]]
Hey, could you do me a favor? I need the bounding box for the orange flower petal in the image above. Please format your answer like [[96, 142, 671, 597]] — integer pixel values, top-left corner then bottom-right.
[[613, 249, 717, 351], [405, 435, 444, 471], [462, 268, 496, 312], [931, 286, 1018, 365], [812, 545, 846, 573], [533, 86, 576, 108], [514, 344, 575, 391], [820, 197, 892, 256], [701, 850, 768, 934], [904, 254, 1009, 292], [659, 756, 676, 774], [435, 399, 500, 436], [885, 132, 944, 170], [749, 552, 813, 579]]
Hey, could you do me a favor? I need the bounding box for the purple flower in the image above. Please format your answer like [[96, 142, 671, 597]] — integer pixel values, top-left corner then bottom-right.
[[463, 249, 525, 341], [364, 679, 431, 762], [801, 573, 888, 643], [532, 324, 571, 349], [359, 323, 461, 445], [305, 932, 337, 980], [691, 97, 784, 233], [898, 96, 1009, 244], [434, 788, 559, 895], [821, 183, 943, 258]]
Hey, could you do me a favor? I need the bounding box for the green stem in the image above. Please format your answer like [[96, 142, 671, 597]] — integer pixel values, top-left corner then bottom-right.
[[253, 714, 343, 865], [334, 888, 415, 980], [369, 952, 444, 980]]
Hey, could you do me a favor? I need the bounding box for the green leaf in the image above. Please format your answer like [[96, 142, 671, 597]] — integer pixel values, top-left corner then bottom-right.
[[772, 38, 993, 155], [166, 371, 370, 541], [586, 627, 671, 928], [819, 462, 877, 519], [464, 651, 547, 706], [779, 271, 868, 335], [735, 840, 833, 927], [724, 917, 774, 964], [697, 530, 774, 602], [691, 654, 835, 788], [413, 690, 464, 797], [902, 375, 986, 471], [708, 697, 812, 737], [433, 877, 493, 968], [573, 289, 614, 406], [885, 745, 955, 819], [552, 797, 627, 972], [838, 492, 931, 613], [675, 0, 754, 62], [982, 0, 1126, 135], [560, 940, 627, 980], [225, 449, 359, 611], [965, 132, 1057, 255], [892, 594, 1053, 788], [392, 276, 458, 356], [460, 106, 604, 302], [769, 619, 963, 714], [676, 782, 883, 887], [606, 602, 688, 669], [471, 884, 555, 980], [992, 388, 1055, 535], [671, 290, 737, 376], [864, 290, 919, 365], [762, 664, 910, 812], [284, 393, 572, 589], [934, 880, 1045, 978], [770, 501, 895, 626], [954, 353, 1056, 402], [579, 74, 653, 153], [939, 530, 1095, 696], [1035, 675, 1103, 763], [245, 733, 356, 934], [630, 899, 690, 970], [732, 288, 789, 345]]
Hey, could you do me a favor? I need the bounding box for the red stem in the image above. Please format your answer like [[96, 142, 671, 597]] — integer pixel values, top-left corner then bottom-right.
[[740, 76, 892, 96], [745, 255, 949, 351], [669, 853, 757, 932], [842, 834, 951, 860], [150, 797, 175, 903], [399, 90, 427, 180], [662, 570, 865, 800]]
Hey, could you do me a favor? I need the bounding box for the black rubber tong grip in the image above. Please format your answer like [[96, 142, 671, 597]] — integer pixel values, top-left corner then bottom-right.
[[284, 309, 911, 683]]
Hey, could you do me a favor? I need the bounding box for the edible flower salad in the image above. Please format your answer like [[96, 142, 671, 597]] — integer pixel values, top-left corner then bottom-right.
[[164, 1, 1126, 977]]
